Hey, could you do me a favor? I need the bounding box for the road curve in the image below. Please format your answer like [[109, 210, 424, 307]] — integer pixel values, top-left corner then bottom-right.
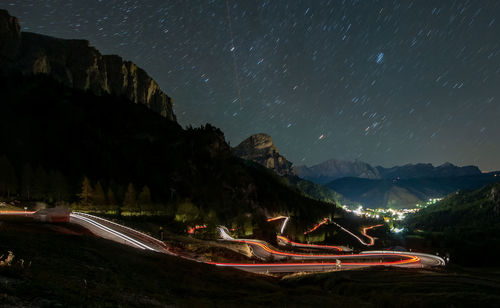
[[2, 211, 443, 273], [217, 226, 422, 267], [70, 212, 173, 254], [331, 221, 380, 246], [360, 250, 446, 267]]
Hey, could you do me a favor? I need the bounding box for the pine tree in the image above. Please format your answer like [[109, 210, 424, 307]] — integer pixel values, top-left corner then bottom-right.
[[78, 177, 94, 208], [138, 186, 152, 214], [106, 187, 117, 213], [92, 181, 106, 211], [33, 166, 48, 201], [175, 200, 199, 222], [48, 170, 69, 203], [21, 164, 34, 200], [122, 183, 138, 214], [0, 156, 17, 198]]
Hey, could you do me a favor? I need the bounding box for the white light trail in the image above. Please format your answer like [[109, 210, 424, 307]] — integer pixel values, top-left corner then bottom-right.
[[280, 217, 289, 234], [70, 214, 156, 251], [73, 212, 166, 247]]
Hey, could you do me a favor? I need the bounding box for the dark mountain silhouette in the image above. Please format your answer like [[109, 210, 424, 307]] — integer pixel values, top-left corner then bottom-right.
[[376, 162, 481, 180], [297, 159, 481, 184], [296, 157, 487, 208], [0, 10, 337, 237]]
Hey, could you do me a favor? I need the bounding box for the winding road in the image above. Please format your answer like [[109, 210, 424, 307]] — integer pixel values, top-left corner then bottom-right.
[[2, 210, 445, 273]]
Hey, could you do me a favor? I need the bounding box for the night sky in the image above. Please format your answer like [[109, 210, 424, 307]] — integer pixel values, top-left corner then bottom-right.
[[5, 0, 500, 171]]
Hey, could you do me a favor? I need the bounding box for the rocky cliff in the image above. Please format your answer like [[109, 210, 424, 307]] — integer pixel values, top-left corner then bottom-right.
[[0, 9, 175, 121], [233, 133, 296, 176]]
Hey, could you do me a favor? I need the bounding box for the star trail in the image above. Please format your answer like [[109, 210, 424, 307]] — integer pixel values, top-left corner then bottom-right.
[[5, 0, 500, 170]]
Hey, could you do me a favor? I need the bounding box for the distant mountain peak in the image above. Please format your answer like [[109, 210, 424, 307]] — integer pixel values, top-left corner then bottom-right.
[[296, 158, 482, 184], [233, 133, 296, 176], [439, 162, 455, 167], [296, 159, 381, 184]]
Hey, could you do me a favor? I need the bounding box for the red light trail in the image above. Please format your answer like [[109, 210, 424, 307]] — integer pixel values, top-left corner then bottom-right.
[[210, 254, 420, 267], [361, 224, 384, 246], [304, 218, 329, 235], [266, 216, 288, 222], [187, 225, 207, 234], [0, 210, 35, 215]]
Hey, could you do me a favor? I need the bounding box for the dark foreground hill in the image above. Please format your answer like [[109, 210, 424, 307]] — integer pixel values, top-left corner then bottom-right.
[[1, 221, 500, 307], [404, 183, 500, 266]]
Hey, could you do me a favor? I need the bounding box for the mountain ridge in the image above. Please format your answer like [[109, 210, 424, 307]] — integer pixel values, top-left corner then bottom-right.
[[297, 158, 482, 184], [326, 173, 500, 208], [0, 9, 175, 121]]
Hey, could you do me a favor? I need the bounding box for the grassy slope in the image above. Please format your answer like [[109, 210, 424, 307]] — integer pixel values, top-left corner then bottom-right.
[[404, 183, 500, 266], [1, 221, 500, 307]]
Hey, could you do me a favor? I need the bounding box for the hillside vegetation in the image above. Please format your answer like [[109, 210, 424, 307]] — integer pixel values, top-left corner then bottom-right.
[[404, 183, 500, 266]]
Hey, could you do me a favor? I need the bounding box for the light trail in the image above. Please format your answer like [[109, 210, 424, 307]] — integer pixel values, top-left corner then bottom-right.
[[230, 237, 381, 259], [331, 221, 373, 246], [0, 210, 36, 215], [187, 225, 207, 234], [66, 216, 433, 272], [266, 216, 288, 222], [361, 224, 384, 246], [73, 212, 167, 249], [277, 235, 343, 251], [266, 216, 290, 234], [280, 217, 289, 234], [70, 213, 156, 251], [304, 218, 329, 235], [218, 227, 415, 262], [210, 254, 420, 267], [73, 218, 422, 270], [361, 250, 445, 266]]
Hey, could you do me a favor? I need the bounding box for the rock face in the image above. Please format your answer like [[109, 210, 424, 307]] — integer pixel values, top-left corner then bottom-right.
[[0, 10, 20, 61], [233, 133, 296, 176], [0, 9, 175, 121]]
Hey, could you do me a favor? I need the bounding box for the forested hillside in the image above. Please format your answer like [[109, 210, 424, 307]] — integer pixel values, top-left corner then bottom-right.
[[0, 74, 335, 237]]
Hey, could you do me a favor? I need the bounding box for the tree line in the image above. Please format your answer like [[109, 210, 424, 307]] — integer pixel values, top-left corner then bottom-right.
[[0, 156, 166, 216], [0, 156, 69, 202], [76, 177, 159, 215]]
